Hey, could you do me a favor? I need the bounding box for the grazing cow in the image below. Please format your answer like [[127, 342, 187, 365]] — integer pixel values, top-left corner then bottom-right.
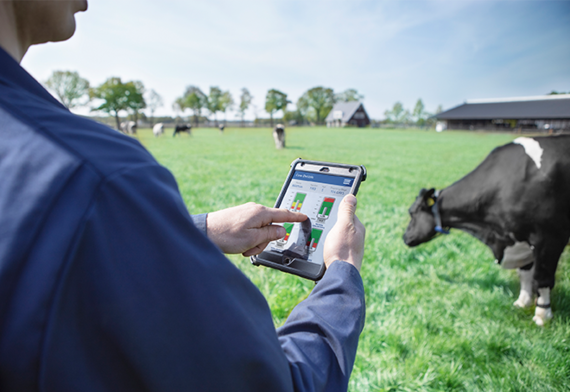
[[273, 124, 285, 149], [218, 124, 225, 133], [173, 124, 191, 137], [403, 136, 570, 326], [152, 122, 164, 137], [120, 121, 137, 135]]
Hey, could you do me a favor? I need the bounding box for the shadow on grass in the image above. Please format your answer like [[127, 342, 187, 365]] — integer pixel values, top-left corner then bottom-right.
[[461, 267, 570, 322], [552, 285, 570, 321], [460, 273, 515, 294]]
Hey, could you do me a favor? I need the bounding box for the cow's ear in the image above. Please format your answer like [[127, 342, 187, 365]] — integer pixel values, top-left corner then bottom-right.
[[418, 188, 428, 197], [422, 188, 436, 207], [423, 188, 435, 199]]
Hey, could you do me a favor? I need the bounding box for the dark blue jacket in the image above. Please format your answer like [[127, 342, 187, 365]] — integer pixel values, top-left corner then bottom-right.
[[0, 47, 365, 392]]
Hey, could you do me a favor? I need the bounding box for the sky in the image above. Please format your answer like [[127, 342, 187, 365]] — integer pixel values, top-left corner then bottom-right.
[[21, 0, 570, 120]]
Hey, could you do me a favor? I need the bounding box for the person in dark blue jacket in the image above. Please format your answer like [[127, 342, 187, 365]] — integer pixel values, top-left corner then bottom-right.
[[0, 1, 366, 391]]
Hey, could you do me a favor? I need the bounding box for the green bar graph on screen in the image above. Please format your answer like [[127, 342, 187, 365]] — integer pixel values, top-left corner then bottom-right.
[[306, 229, 323, 252], [290, 193, 306, 212]]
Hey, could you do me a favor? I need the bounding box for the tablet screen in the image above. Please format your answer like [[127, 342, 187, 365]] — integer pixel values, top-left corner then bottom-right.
[[265, 170, 355, 264]]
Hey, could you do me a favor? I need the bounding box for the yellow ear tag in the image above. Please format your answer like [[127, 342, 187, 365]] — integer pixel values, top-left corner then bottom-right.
[[427, 198, 435, 207]]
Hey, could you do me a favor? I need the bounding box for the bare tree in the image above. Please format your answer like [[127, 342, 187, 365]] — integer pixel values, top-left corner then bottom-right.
[[238, 88, 252, 127], [146, 89, 163, 127], [45, 70, 89, 109], [219, 90, 234, 124]]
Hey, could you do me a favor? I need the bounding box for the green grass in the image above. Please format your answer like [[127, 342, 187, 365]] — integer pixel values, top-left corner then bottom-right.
[[137, 126, 570, 391]]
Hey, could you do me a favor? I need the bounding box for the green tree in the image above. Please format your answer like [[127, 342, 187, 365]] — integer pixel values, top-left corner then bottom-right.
[[207, 86, 223, 126], [297, 87, 335, 125], [238, 88, 252, 127], [45, 70, 89, 109], [90, 77, 134, 130], [283, 109, 305, 126], [265, 89, 290, 127], [335, 88, 364, 103], [219, 90, 234, 124], [384, 101, 410, 124], [126, 80, 146, 124], [412, 98, 427, 126], [146, 89, 163, 127], [172, 96, 188, 117], [179, 86, 207, 127]]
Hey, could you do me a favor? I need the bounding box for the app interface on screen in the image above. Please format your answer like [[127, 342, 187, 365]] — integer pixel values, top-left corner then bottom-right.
[[265, 170, 354, 264]]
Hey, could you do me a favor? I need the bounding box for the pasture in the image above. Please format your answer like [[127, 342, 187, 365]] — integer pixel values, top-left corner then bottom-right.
[[137, 126, 570, 391]]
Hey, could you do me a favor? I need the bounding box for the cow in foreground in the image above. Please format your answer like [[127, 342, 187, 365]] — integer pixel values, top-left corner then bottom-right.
[[173, 124, 191, 137], [120, 120, 137, 135], [273, 124, 285, 149], [403, 136, 570, 326], [152, 122, 164, 137]]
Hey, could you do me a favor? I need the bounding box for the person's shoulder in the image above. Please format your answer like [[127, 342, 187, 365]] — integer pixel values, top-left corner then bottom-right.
[[0, 86, 157, 180]]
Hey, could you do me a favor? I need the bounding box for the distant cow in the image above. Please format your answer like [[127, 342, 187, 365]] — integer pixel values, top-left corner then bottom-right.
[[152, 123, 164, 137], [273, 124, 285, 149], [120, 121, 137, 135], [173, 124, 191, 137], [403, 136, 570, 326], [218, 124, 225, 133]]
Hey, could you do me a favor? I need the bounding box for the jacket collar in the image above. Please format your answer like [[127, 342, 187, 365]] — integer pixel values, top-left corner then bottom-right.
[[0, 46, 68, 110]]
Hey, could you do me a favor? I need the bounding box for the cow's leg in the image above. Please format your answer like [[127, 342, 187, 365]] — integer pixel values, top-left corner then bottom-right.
[[534, 287, 553, 327], [531, 235, 568, 326], [514, 262, 534, 308], [273, 131, 281, 149]]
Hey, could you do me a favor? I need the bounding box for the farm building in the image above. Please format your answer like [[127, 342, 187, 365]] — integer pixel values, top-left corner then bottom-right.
[[434, 94, 570, 132], [325, 101, 370, 128]]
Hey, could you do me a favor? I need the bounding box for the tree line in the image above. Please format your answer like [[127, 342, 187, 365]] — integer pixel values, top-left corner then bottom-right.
[[44, 70, 443, 129], [45, 70, 162, 130], [173, 86, 364, 127], [44, 70, 367, 129], [383, 100, 443, 127]]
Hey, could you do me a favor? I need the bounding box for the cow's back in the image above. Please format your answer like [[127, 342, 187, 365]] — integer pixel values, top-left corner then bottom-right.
[[494, 135, 570, 231]]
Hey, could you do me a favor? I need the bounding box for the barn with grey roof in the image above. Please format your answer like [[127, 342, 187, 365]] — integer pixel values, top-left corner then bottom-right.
[[325, 102, 370, 128], [434, 94, 570, 132]]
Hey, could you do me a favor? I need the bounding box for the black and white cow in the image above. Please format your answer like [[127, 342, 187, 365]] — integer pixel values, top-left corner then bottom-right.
[[273, 124, 285, 149], [152, 122, 164, 137], [173, 124, 191, 137], [218, 124, 225, 133], [120, 121, 137, 135], [403, 136, 570, 326]]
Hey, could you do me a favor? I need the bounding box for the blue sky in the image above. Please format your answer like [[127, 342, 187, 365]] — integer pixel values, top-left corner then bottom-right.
[[21, 0, 570, 120]]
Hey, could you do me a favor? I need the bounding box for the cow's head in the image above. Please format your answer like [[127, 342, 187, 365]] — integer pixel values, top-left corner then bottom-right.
[[403, 188, 439, 247]]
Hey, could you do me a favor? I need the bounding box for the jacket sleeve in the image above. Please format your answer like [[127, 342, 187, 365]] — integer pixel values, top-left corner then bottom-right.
[[191, 213, 208, 235], [40, 163, 364, 392], [278, 261, 366, 391]]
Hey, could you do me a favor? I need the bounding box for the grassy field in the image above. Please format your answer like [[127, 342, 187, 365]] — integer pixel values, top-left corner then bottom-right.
[[137, 126, 570, 392]]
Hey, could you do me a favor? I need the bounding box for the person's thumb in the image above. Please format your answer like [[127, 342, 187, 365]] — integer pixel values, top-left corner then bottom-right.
[[337, 194, 357, 224]]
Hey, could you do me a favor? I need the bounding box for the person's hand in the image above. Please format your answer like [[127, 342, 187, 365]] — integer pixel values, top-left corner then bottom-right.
[[323, 194, 365, 271], [206, 203, 308, 256]]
